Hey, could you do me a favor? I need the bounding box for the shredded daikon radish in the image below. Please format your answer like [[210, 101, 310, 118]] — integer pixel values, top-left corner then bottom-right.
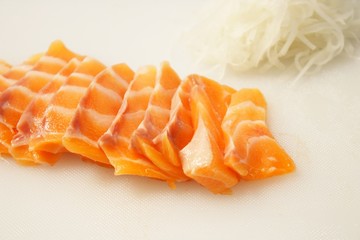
[[182, 0, 360, 79]]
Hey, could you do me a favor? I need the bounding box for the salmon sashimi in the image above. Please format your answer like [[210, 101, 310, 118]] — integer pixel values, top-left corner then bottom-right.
[[27, 57, 106, 165], [62, 64, 134, 166], [99, 66, 172, 181], [0, 41, 81, 154], [222, 89, 295, 180], [0, 40, 296, 193], [130, 62, 188, 181], [0, 53, 44, 92], [158, 74, 233, 168], [10, 58, 83, 165], [157, 75, 199, 171], [179, 75, 238, 194]]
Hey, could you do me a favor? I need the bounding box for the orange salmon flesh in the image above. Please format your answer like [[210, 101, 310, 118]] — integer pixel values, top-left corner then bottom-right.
[[0, 40, 295, 194]]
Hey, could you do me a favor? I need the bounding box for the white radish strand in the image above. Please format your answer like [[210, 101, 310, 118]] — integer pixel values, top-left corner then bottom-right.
[[182, 0, 360, 78]]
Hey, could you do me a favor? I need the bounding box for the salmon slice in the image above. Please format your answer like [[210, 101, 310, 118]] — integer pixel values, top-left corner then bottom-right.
[[158, 74, 235, 167], [131, 62, 188, 181], [99, 66, 172, 181], [10, 58, 83, 165], [179, 75, 238, 194], [0, 60, 11, 74], [62, 64, 134, 166], [0, 53, 44, 92], [28, 57, 106, 165], [156, 75, 196, 170], [222, 89, 295, 180], [0, 40, 81, 154]]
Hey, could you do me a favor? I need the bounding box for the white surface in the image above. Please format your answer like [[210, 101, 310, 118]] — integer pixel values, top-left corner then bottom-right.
[[0, 1, 360, 239]]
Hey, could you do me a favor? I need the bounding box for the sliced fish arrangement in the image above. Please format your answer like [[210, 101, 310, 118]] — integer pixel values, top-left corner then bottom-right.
[[0, 41, 295, 194]]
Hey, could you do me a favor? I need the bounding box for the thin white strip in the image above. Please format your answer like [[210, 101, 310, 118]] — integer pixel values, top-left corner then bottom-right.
[[38, 56, 67, 66], [109, 67, 129, 89], [47, 105, 74, 116], [66, 58, 81, 66], [153, 83, 177, 96], [9, 65, 33, 72], [69, 72, 94, 82], [80, 107, 116, 126], [0, 138, 10, 148], [59, 85, 86, 94], [14, 85, 37, 96], [153, 83, 165, 93], [227, 101, 265, 113], [128, 86, 153, 98], [123, 110, 145, 119], [52, 74, 67, 82], [37, 92, 56, 102], [0, 76, 17, 86], [233, 120, 267, 134], [147, 104, 170, 115], [224, 134, 236, 157], [37, 75, 67, 95], [93, 82, 122, 103], [116, 135, 130, 145], [65, 131, 99, 148], [25, 70, 55, 81], [1, 102, 24, 115], [247, 133, 273, 144]]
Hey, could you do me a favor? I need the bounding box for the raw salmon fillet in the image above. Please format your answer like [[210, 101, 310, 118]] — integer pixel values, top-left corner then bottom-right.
[[99, 66, 172, 181], [131, 62, 188, 181], [63, 64, 134, 166], [158, 74, 234, 164], [156, 74, 196, 171], [0, 53, 43, 92], [29, 57, 106, 164], [10, 58, 83, 165], [179, 75, 238, 194], [0, 41, 81, 154], [0, 40, 296, 193], [222, 89, 295, 180]]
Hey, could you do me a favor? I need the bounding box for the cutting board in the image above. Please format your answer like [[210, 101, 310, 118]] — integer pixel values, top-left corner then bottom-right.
[[0, 0, 359, 239]]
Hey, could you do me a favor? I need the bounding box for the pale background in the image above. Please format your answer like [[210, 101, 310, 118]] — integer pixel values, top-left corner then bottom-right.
[[0, 0, 359, 239]]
